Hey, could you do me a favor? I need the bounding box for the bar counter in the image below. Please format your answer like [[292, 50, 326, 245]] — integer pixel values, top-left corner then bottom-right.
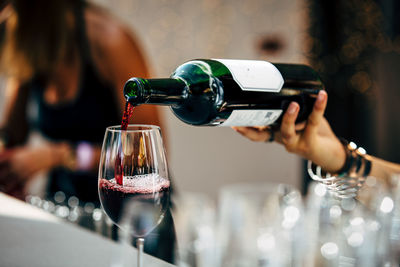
[[0, 193, 174, 267]]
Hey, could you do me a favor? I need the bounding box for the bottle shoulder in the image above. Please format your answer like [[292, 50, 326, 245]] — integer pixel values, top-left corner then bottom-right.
[[171, 59, 231, 81]]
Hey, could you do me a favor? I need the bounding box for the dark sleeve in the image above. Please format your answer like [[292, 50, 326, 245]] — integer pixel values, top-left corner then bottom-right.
[[0, 3, 8, 46], [0, 22, 5, 45], [0, 82, 31, 147]]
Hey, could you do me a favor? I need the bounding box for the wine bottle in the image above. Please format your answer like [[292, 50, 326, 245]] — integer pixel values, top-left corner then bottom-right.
[[124, 59, 324, 126]]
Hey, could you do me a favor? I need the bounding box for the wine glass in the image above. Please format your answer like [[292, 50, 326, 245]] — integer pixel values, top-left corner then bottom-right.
[[217, 182, 304, 267], [98, 125, 170, 267], [304, 181, 389, 267], [173, 192, 217, 267]]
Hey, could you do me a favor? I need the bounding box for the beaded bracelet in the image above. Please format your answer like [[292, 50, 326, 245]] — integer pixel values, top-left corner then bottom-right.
[[307, 138, 372, 198]]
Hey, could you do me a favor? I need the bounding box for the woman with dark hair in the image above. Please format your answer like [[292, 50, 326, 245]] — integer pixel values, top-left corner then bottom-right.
[[0, 0, 174, 263], [0, 0, 162, 201]]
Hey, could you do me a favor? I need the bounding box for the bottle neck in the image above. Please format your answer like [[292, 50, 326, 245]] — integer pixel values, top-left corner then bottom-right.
[[124, 78, 186, 106]]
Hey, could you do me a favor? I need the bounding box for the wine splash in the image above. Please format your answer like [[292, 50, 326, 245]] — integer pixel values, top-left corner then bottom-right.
[[115, 102, 135, 185], [121, 102, 135, 131]]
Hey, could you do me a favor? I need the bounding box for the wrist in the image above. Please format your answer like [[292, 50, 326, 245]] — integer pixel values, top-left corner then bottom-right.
[[51, 142, 96, 172], [52, 143, 76, 171], [307, 138, 372, 198], [311, 138, 347, 174], [335, 139, 371, 178], [325, 138, 348, 174]]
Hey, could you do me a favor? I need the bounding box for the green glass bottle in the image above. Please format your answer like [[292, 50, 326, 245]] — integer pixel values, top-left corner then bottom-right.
[[124, 59, 324, 126]]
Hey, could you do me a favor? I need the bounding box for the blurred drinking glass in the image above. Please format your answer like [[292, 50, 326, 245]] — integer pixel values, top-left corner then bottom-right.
[[304, 181, 390, 267], [217, 183, 304, 267], [173, 192, 216, 267], [383, 173, 400, 265]]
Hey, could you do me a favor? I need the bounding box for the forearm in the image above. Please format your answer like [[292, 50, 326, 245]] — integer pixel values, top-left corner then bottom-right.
[[26, 142, 101, 174], [310, 137, 347, 174], [9, 141, 102, 181], [369, 156, 400, 186]]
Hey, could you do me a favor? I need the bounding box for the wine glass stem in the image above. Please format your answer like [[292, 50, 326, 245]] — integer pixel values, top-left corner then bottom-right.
[[137, 237, 144, 267]]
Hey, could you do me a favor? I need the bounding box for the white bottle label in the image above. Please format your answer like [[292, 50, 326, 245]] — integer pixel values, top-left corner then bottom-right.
[[213, 59, 284, 93], [220, 109, 283, 126]]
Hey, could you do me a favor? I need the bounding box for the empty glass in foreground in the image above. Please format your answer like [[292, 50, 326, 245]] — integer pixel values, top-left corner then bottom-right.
[[217, 183, 304, 267]]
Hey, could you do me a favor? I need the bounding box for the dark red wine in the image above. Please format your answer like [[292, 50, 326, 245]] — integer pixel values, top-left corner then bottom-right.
[[99, 174, 170, 237], [115, 102, 135, 185], [121, 102, 134, 131]]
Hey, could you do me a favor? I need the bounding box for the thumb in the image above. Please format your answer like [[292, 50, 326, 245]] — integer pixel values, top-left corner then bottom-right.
[[304, 90, 327, 139]]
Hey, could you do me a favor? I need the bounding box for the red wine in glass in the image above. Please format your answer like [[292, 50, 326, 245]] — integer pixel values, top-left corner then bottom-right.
[[99, 174, 170, 236]]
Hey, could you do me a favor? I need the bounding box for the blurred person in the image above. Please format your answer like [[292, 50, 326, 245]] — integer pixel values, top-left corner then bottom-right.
[[0, 0, 175, 263], [0, 0, 161, 201], [233, 90, 400, 193]]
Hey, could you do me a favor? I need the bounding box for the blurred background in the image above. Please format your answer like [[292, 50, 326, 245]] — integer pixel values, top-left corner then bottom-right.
[[1, 0, 399, 199]]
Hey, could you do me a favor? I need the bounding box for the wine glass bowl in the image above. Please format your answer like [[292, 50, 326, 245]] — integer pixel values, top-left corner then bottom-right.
[[98, 125, 170, 266]]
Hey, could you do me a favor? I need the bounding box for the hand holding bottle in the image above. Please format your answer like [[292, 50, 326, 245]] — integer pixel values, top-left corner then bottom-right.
[[122, 59, 400, 184], [233, 90, 347, 174]]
